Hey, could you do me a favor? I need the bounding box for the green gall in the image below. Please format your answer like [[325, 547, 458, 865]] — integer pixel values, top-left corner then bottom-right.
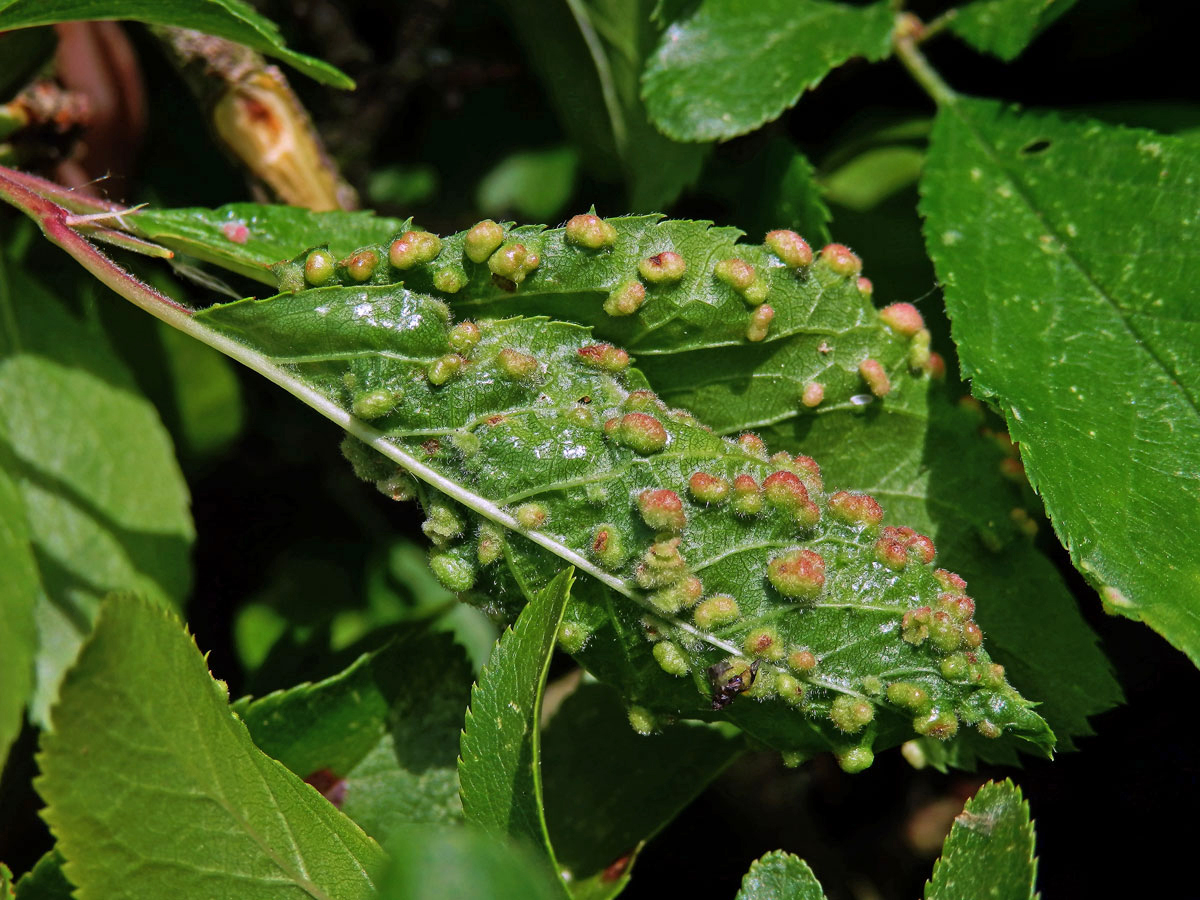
[[610, 412, 669, 454], [591, 524, 628, 569], [764, 229, 813, 268], [793, 455, 823, 490], [624, 389, 666, 412], [742, 279, 769, 305], [913, 709, 959, 740], [801, 381, 825, 408], [776, 673, 805, 707], [586, 483, 608, 505], [886, 682, 931, 713], [830, 695, 874, 733], [689, 471, 730, 504], [714, 257, 756, 292], [861, 676, 883, 696], [604, 279, 646, 316], [638, 251, 686, 283], [351, 389, 397, 420], [856, 276, 873, 297], [929, 610, 963, 651], [422, 503, 465, 546], [693, 594, 740, 629], [376, 470, 416, 502], [880, 302, 925, 337], [731, 474, 763, 516], [737, 432, 768, 458], [340, 434, 397, 483], [429, 546, 477, 592], [901, 740, 927, 770], [561, 404, 594, 426], [478, 524, 504, 566], [743, 626, 784, 660], [557, 621, 591, 654], [909, 327, 932, 370], [448, 320, 482, 354], [304, 248, 336, 285], [746, 304, 774, 342], [767, 548, 826, 599], [941, 653, 970, 680], [273, 261, 306, 293], [577, 342, 630, 372], [515, 502, 548, 530], [828, 491, 884, 527], [901, 606, 931, 645], [819, 243, 862, 277], [836, 746, 875, 773], [464, 219, 504, 263], [433, 268, 468, 293], [653, 641, 690, 676], [427, 353, 466, 386], [981, 663, 1006, 690], [627, 705, 657, 735], [859, 358, 892, 397], [496, 347, 539, 380], [769, 451, 795, 470], [450, 432, 480, 457], [488, 242, 529, 280], [565, 213, 617, 249], [389, 230, 441, 269], [977, 720, 1003, 739], [638, 488, 687, 533], [343, 248, 380, 282], [788, 648, 818, 672], [636, 538, 689, 589], [649, 575, 703, 614]]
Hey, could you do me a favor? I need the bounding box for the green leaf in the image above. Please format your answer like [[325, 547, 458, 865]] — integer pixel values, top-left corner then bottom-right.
[[542, 681, 744, 889], [379, 823, 564, 900], [0, 255, 193, 727], [821, 145, 925, 212], [950, 0, 1078, 61], [734, 850, 826, 900], [755, 380, 1119, 763], [498, 0, 709, 209], [129, 203, 407, 284], [36, 595, 385, 899], [477, 147, 580, 223], [641, 0, 895, 141], [921, 98, 1200, 664], [459, 570, 573, 861], [924, 779, 1037, 900], [0, 464, 37, 769], [13, 851, 72, 900], [237, 627, 475, 844], [0, 0, 353, 88], [188, 276, 1049, 767], [1, 863, 13, 900]]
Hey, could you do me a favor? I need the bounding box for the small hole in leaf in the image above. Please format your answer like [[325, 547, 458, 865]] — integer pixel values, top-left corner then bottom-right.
[[1020, 139, 1052, 156]]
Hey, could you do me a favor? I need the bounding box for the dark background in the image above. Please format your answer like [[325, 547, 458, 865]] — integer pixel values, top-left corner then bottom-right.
[[2, 1, 1197, 897]]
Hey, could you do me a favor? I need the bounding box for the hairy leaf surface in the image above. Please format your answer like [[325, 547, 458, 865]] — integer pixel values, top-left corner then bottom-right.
[[0, 465, 37, 769], [237, 627, 474, 844], [0, 0, 352, 88], [37, 596, 384, 900], [922, 99, 1200, 664], [641, 0, 894, 141], [193, 272, 1051, 767], [924, 779, 1037, 900], [735, 851, 826, 900]]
